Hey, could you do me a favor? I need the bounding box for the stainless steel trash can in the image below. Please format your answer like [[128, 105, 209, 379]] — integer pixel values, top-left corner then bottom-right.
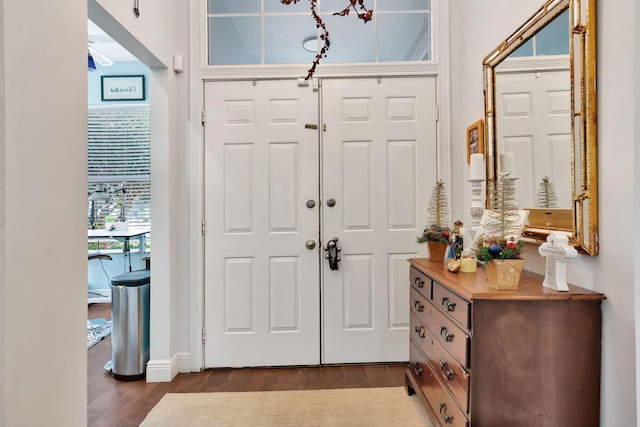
[[110, 269, 150, 381]]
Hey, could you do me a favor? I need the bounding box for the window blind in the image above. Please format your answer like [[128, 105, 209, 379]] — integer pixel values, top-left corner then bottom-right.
[[88, 105, 151, 229]]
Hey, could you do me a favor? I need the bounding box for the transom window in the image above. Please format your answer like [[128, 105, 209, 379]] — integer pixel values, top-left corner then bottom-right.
[[511, 9, 569, 58], [207, 0, 432, 65]]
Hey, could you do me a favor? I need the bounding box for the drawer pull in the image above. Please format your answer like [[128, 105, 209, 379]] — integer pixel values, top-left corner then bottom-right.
[[439, 326, 454, 342], [441, 296, 456, 312], [439, 402, 454, 424], [440, 361, 455, 380], [413, 362, 423, 376], [414, 300, 424, 312], [414, 325, 426, 339], [414, 277, 425, 288]]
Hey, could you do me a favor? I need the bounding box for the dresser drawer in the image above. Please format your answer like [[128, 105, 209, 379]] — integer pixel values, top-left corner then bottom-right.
[[410, 343, 469, 427], [411, 311, 469, 412], [410, 288, 430, 327], [423, 303, 469, 367], [410, 266, 431, 299], [432, 281, 471, 331]]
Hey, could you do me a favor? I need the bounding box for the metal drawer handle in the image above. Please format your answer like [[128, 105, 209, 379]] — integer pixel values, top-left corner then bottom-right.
[[414, 325, 426, 339], [439, 402, 454, 424], [414, 277, 425, 288], [440, 326, 454, 342], [441, 296, 456, 312], [414, 300, 424, 312], [440, 361, 455, 381], [413, 362, 423, 376]]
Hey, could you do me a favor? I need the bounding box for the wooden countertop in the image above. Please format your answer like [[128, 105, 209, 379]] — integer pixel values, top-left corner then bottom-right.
[[409, 258, 606, 302]]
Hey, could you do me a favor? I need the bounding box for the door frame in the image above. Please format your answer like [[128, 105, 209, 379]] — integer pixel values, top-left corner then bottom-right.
[[199, 76, 447, 368], [188, 4, 452, 371]]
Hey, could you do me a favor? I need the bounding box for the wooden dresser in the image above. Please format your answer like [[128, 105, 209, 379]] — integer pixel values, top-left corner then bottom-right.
[[405, 258, 605, 427]]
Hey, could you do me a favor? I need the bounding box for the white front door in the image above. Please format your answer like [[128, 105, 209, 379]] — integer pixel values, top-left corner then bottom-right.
[[321, 77, 436, 363], [203, 80, 321, 367], [204, 77, 435, 367]]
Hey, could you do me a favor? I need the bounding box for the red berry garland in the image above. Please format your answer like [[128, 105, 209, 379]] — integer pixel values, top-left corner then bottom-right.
[[281, 0, 373, 80]]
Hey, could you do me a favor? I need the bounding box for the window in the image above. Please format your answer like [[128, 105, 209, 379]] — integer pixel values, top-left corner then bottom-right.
[[207, 0, 432, 65], [87, 105, 151, 232], [511, 9, 569, 58]]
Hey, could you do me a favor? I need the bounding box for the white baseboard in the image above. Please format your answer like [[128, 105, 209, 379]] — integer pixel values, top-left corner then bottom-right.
[[146, 352, 191, 383]]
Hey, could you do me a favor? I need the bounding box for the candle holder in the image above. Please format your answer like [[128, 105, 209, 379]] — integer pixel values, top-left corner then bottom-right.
[[469, 178, 484, 228], [466, 153, 486, 254]]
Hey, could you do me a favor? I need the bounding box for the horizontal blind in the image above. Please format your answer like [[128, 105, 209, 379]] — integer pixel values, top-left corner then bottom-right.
[[88, 105, 151, 229]]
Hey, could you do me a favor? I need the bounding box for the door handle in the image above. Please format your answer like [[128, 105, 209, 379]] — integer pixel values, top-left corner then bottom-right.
[[323, 237, 341, 270], [305, 239, 316, 250]]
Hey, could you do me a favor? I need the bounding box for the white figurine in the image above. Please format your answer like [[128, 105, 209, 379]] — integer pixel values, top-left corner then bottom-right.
[[539, 232, 578, 291]]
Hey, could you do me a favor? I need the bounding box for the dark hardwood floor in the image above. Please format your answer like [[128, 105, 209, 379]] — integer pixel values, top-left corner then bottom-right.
[[88, 303, 409, 426]]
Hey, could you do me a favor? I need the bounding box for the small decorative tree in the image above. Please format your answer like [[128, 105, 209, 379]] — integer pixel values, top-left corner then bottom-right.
[[536, 175, 558, 208], [475, 172, 524, 262], [417, 180, 450, 244]]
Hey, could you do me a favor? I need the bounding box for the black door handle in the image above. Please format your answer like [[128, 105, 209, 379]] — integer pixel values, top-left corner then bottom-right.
[[323, 237, 341, 270]]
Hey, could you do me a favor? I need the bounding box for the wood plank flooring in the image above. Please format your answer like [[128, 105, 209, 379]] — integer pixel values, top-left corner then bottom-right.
[[88, 303, 409, 426]]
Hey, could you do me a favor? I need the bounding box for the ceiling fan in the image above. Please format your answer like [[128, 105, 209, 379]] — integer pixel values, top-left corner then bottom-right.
[[88, 44, 114, 68], [88, 19, 138, 70]]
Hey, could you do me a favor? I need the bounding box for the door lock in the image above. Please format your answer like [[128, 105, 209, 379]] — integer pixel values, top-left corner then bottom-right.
[[323, 237, 341, 270]]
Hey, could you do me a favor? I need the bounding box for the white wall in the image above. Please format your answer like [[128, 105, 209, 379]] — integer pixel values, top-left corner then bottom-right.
[[0, 1, 6, 421], [88, 0, 192, 381], [451, 1, 637, 425], [0, 0, 186, 423], [0, 0, 89, 425], [635, 0, 640, 419]]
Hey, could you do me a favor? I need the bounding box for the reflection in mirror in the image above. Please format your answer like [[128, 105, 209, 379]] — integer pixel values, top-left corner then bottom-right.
[[495, 9, 571, 209], [483, 0, 598, 255]]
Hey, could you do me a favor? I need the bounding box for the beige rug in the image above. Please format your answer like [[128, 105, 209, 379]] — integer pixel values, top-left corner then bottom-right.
[[140, 387, 432, 426]]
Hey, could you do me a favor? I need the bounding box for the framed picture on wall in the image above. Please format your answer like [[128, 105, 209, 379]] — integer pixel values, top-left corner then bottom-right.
[[101, 75, 145, 101], [466, 119, 484, 164]]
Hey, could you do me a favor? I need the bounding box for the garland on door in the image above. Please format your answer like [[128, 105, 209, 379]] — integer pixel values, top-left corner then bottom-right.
[[281, 0, 373, 80]]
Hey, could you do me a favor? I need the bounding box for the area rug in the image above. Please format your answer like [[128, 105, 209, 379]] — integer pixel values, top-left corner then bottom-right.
[[87, 318, 111, 349], [139, 387, 432, 426]]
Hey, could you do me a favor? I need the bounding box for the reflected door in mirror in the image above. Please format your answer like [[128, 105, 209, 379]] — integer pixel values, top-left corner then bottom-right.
[[495, 68, 571, 209]]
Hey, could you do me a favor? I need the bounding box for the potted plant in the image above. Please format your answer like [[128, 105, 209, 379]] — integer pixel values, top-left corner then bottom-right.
[[474, 173, 527, 289], [417, 180, 451, 261]]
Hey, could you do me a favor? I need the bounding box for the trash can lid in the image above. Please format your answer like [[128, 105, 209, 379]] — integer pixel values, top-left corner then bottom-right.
[[111, 270, 150, 286]]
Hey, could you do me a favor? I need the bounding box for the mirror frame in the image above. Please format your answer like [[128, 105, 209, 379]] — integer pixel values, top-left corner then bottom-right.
[[482, 0, 598, 255]]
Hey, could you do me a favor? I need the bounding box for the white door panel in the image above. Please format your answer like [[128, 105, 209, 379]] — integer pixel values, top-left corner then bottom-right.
[[204, 80, 320, 367], [321, 78, 436, 363]]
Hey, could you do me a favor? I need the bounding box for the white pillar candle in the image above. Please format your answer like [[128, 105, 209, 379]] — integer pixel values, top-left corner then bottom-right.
[[500, 152, 515, 176], [469, 153, 485, 180]]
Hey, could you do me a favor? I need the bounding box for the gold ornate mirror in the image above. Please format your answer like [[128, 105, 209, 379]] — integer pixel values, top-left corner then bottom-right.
[[483, 0, 598, 255]]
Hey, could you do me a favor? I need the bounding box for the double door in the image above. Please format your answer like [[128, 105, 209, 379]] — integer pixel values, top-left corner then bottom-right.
[[203, 77, 436, 367]]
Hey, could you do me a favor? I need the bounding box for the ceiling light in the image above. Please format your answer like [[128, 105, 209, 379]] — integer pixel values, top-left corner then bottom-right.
[[302, 37, 318, 53]]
